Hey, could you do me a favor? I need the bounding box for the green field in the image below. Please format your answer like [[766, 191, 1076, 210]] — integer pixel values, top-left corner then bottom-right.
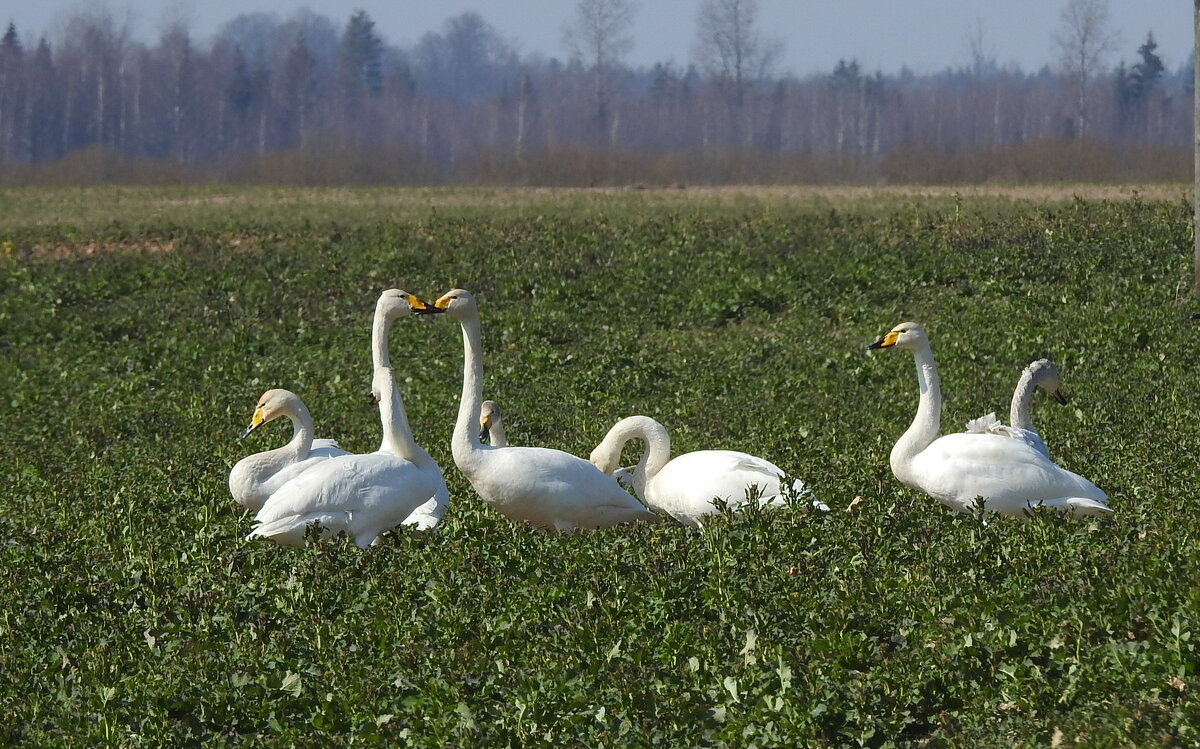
[[1, 187, 1198, 745]]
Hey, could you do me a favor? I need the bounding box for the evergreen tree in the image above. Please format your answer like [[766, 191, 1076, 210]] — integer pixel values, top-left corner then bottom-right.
[[340, 10, 382, 101]]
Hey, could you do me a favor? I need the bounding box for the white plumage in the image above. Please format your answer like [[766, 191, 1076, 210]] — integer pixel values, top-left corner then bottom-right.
[[590, 415, 826, 527], [870, 322, 1110, 518]]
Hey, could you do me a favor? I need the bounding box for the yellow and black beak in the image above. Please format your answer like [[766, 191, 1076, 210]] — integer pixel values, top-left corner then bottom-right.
[[479, 414, 492, 443], [239, 406, 266, 439], [1051, 389, 1068, 406], [408, 294, 443, 315], [868, 330, 900, 350], [433, 294, 453, 311]]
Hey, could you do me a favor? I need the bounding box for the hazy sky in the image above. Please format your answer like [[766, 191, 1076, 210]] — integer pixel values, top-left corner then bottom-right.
[[4, 1, 1193, 76]]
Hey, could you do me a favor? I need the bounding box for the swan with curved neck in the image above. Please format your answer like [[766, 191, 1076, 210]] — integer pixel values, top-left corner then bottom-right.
[[869, 322, 1110, 518], [966, 358, 1067, 457], [433, 288, 658, 532], [228, 389, 349, 512], [590, 415, 824, 527], [248, 290, 448, 547]]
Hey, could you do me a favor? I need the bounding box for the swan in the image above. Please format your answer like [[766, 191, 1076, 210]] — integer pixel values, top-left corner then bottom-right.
[[589, 415, 825, 527], [965, 359, 1066, 458], [228, 389, 350, 512], [479, 400, 507, 446], [247, 291, 448, 547], [869, 322, 1110, 518], [432, 288, 659, 532]]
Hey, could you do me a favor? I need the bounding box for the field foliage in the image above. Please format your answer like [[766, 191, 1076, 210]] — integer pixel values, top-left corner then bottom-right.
[[1, 188, 1198, 745]]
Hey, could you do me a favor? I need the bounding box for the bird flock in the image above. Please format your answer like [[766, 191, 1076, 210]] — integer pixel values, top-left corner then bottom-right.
[[229, 288, 1110, 548]]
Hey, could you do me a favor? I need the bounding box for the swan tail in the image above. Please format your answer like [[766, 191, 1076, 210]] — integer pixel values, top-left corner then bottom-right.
[[1029, 497, 1113, 517], [399, 494, 447, 531], [247, 512, 349, 547], [788, 478, 829, 511], [965, 412, 1003, 433]]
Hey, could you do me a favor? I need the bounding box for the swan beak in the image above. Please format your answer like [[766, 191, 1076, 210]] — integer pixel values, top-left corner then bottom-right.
[[868, 331, 899, 349], [239, 407, 266, 439], [407, 294, 442, 315], [1052, 389, 1068, 406], [479, 415, 492, 443], [433, 295, 453, 311], [366, 390, 380, 406]]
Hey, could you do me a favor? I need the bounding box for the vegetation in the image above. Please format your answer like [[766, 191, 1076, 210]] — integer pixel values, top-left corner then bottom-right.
[[1, 188, 1198, 744]]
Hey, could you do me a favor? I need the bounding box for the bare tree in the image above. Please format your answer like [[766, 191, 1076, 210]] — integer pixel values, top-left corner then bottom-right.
[[1053, 0, 1118, 138], [563, 0, 634, 133], [692, 0, 781, 111]]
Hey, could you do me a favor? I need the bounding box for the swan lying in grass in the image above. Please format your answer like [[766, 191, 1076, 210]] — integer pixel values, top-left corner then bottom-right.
[[869, 322, 1110, 518], [965, 358, 1066, 458], [228, 389, 350, 512], [479, 400, 507, 446], [248, 290, 448, 547], [432, 288, 658, 532], [589, 415, 826, 527]]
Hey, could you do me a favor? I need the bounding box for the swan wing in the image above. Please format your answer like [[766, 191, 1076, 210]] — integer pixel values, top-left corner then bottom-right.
[[251, 453, 442, 545], [466, 446, 657, 530], [311, 439, 349, 457], [963, 414, 1049, 457], [911, 432, 1107, 515]]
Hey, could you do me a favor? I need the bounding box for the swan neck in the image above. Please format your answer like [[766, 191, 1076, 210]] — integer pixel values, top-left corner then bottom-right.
[[891, 343, 941, 478], [371, 306, 392, 368], [1009, 367, 1036, 432], [376, 365, 421, 460], [285, 401, 314, 460], [597, 416, 671, 491], [451, 313, 485, 469]]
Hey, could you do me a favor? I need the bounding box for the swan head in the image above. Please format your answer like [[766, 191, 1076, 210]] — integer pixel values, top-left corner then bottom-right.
[[377, 288, 440, 320], [589, 443, 621, 475], [479, 399, 501, 442], [1027, 358, 1067, 405], [869, 321, 928, 352], [432, 288, 476, 319], [240, 388, 299, 439]]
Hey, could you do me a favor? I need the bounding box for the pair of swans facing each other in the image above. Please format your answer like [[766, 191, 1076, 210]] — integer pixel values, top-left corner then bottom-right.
[[229, 290, 448, 547], [870, 322, 1110, 519]]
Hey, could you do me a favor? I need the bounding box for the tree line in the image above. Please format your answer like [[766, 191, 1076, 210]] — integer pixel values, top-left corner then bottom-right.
[[0, 0, 1190, 185]]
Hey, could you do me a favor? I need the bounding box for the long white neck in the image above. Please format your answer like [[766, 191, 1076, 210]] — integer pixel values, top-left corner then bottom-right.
[[890, 343, 941, 485], [595, 416, 672, 496], [451, 312, 487, 472], [374, 365, 422, 460], [487, 418, 508, 447], [371, 304, 393, 368], [1009, 366, 1038, 432], [370, 306, 420, 460], [282, 400, 315, 461]]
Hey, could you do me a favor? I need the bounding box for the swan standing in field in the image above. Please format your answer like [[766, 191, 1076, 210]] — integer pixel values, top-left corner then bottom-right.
[[869, 322, 1110, 518], [479, 400, 508, 446], [248, 291, 448, 547], [432, 288, 659, 532], [228, 389, 350, 512], [589, 415, 825, 527], [965, 358, 1066, 458]]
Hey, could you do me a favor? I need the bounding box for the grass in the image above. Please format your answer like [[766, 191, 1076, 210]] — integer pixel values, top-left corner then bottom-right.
[[0, 187, 1198, 744]]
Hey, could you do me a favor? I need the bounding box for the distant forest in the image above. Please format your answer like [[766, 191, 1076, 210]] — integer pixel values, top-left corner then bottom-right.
[[0, 2, 1192, 185]]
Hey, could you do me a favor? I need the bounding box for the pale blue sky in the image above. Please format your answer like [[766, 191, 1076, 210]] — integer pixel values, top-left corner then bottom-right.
[[5, 1, 1193, 76]]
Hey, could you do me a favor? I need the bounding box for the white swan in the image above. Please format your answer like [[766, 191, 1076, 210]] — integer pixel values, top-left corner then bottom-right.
[[247, 291, 448, 547], [965, 358, 1066, 458], [479, 400, 507, 446], [432, 288, 659, 532], [589, 415, 825, 527], [228, 389, 350, 512], [869, 322, 1110, 518]]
